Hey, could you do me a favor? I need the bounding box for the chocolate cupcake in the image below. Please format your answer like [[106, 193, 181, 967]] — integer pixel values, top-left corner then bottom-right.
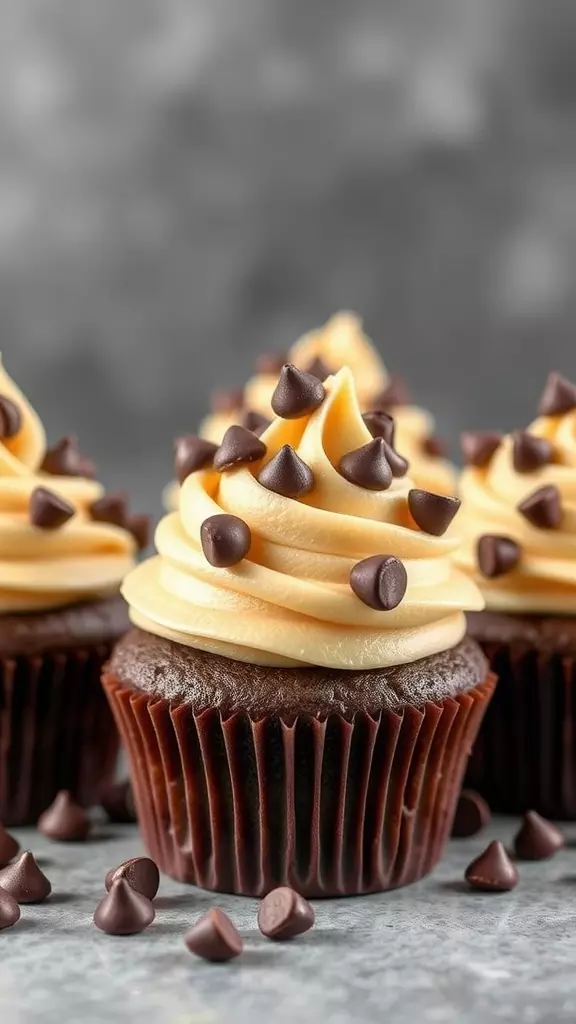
[[455, 372, 576, 818], [106, 367, 492, 896], [0, 358, 139, 824]]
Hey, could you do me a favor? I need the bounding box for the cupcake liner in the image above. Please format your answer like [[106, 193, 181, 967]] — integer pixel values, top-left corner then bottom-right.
[[467, 643, 576, 820], [104, 671, 495, 897], [0, 646, 120, 825]]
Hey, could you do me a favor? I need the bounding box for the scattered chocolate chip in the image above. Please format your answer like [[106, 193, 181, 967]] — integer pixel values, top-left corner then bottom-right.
[[258, 887, 315, 941], [90, 492, 128, 528], [0, 888, 20, 930], [174, 435, 218, 484], [0, 825, 19, 867], [350, 555, 408, 611], [0, 395, 22, 439], [37, 791, 91, 842], [477, 535, 521, 579], [373, 375, 410, 409], [126, 513, 150, 552], [517, 485, 562, 530], [258, 445, 314, 498], [41, 436, 89, 477], [465, 840, 519, 892], [362, 411, 396, 445], [271, 365, 326, 419], [338, 439, 393, 491], [200, 514, 251, 567], [255, 351, 288, 375], [105, 857, 160, 901], [30, 487, 75, 530], [538, 371, 576, 417], [210, 386, 244, 414], [100, 780, 136, 824], [422, 435, 447, 459], [408, 489, 461, 536], [0, 852, 52, 903], [451, 790, 491, 838], [213, 425, 267, 472], [93, 878, 155, 935], [513, 811, 565, 861], [184, 908, 243, 962], [512, 431, 554, 474], [460, 431, 503, 468], [240, 410, 271, 436], [303, 356, 331, 382]]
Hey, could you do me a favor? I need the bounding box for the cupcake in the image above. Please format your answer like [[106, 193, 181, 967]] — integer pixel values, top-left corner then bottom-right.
[[105, 366, 492, 897], [454, 371, 576, 818], [165, 312, 455, 509], [0, 357, 142, 824]]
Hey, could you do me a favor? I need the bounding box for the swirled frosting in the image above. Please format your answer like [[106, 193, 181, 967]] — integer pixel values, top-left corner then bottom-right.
[[129, 367, 481, 670], [0, 358, 136, 613]]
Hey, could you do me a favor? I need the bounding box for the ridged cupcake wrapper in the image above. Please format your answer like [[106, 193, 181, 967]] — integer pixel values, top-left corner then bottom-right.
[[467, 644, 576, 820], [0, 647, 120, 825], [105, 671, 494, 897]]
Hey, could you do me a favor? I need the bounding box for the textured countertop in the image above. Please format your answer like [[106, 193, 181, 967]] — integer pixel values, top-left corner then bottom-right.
[[2, 817, 576, 1024]]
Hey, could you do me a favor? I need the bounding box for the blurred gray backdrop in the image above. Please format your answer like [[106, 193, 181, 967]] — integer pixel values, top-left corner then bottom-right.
[[2, 0, 576, 515]]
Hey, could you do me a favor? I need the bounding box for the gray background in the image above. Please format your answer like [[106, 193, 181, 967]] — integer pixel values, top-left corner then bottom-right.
[[2, 0, 576, 515]]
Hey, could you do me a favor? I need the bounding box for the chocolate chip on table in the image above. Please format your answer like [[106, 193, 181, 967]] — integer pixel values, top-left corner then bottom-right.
[[517, 485, 562, 530], [477, 535, 521, 579], [255, 351, 288, 375], [240, 410, 271, 436], [0, 824, 20, 867], [105, 858, 160, 901], [512, 431, 553, 473], [258, 445, 314, 498], [126, 513, 151, 552], [184, 908, 243, 962], [513, 811, 565, 861], [174, 435, 218, 484], [101, 780, 136, 824], [538, 371, 576, 417], [408, 489, 461, 536], [0, 395, 22, 439], [258, 887, 315, 941], [460, 431, 503, 468], [350, 555, 408, 611], [30, 487, 75, 529], [374, 375, 410, 409], [0, 852, 52, 903], [210, 385, 245, 414], [94, 879, 155, 936], [465, 841, 519, 892], [37, 791, 91, 842], [451, 790, 491, 838], [213, 425, 267, 471], [90, 492, 128, 528], [362, 411, 396, 446], [303, 356, 332, 382], [271, 364, 326, 419], [41, 436, 90, 477], [338, 439, 393, 491], [201, 514, 252, 567], [0, 888, 20, 930]]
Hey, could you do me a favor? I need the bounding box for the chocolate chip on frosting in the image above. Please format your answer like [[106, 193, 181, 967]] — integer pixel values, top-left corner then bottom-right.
[[422, 435, 447, 459], [271, 365, 325, 419], [384, 443, 409, 478], [338, 438, 393, 491], [477, 534, 521, 578], [174, 435, 218, 484], [0, 395, 22, 439], [303, 356, 331, 382], [362, 410, 396, 446], [240, 410, 271, 436], [255, 351, 288, 375], [538, 371, 576, 417], [460, 430, 503, 468], [512, 431, 553, 474], [90, 492, 128, 528], [517, 484, 562, 530], [350, 555, 408, 610], [41, 436, 91, 478], [258, 445, 314, 498], [126, 514, 150, 552], [201, 514, 252, 567], [30, 487, 75, 530], [408, 489, 461, 536], [210, 385, 244, 414], [373, 375, 410, 410], [213, 425, 267, 471]]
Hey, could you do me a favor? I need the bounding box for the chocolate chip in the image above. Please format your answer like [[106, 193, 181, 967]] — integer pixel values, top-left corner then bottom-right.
[[37, 791, 91, 842], [41, 436, 88, 477], [408, 489, 461, 536], [464, 840, 519, 892], [0, 888, 20, 930], [362, 411, 396, 445], [271, 365, 326, 419], [184, 908, 243, 962], [517, 485, 562, 530], [373, 375, 410, 409], [512, 431, 554, 473], [93, 878, 155, 935], [0, 825, 19, 867], [477, 535, 521, 579], [460, 431, 503, 468], [90, 493, 128, 528], [513, 811, 565, 861], [0, 395, 22, 439], [257, 887, 315, 941], [30, 487, 75, 529], [422, 435, 447, 459], [350, 555, 407, 610], [538, 371, 576, 417], [386, 444, 410, 478], [258, 445, 314, 498], [213, 425, 267, 471], [240, 410, 271, 436], [100, 780, 136, 824], [255, 351, 288, 375], [0, 852, 52, 903], [451, 790, 491, 838], [174, 435, 218, 484], [201, 514, 251, 567], [338, 438, 392, 491], [126, 513, 150, 552], [303, 356, 331, 382], [105, 858, 160, 901], [210, 385, 244, 414]]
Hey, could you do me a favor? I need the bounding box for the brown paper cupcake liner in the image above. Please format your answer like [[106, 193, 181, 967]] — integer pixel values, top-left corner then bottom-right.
[[0, 646, 120, 825], [104, 672, 495, 897], [467, 644, 576, 820]]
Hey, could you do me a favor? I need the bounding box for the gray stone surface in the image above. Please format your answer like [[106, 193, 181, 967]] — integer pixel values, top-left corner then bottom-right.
[[2, 818, 576, 1023]]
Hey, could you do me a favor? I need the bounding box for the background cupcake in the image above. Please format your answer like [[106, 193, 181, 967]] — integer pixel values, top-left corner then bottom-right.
[[105, 366, 492, 897], [455, 371, 576, 818], [0, 357, 142, 824]]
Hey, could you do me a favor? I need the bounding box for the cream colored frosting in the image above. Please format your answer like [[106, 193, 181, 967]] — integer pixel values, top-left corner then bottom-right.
[[129, 367, 481, 670], [455, 411, 576, 614], [0, 358, 136, 613]]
